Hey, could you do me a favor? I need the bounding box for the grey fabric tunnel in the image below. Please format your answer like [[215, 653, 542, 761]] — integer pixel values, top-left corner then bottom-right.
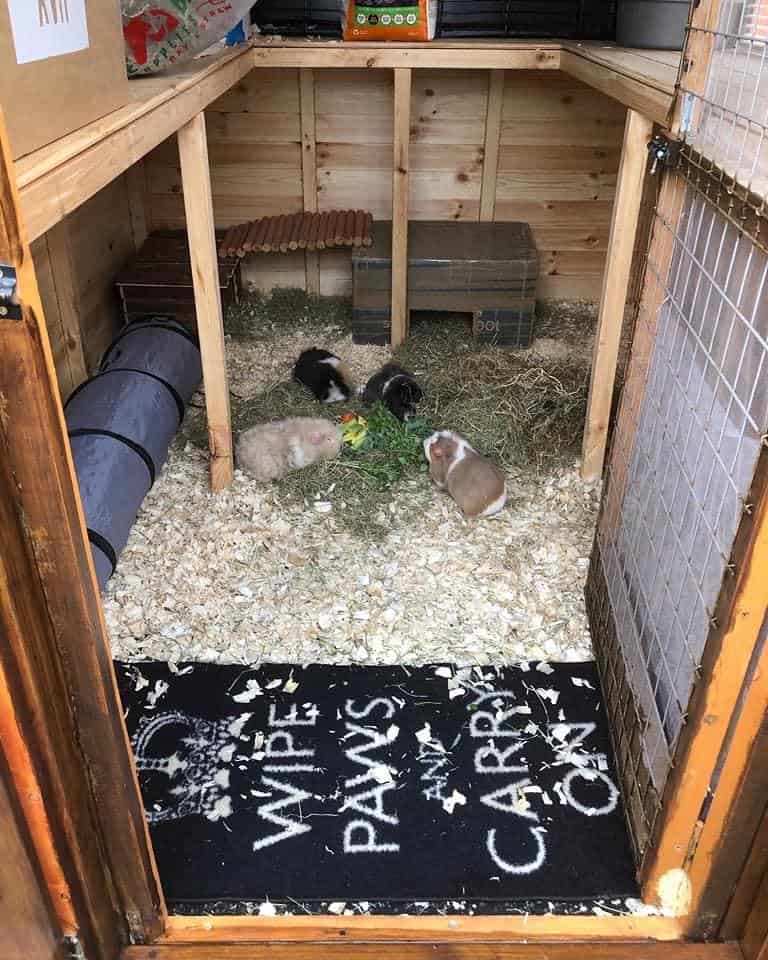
[[65, 319, 202, 590]]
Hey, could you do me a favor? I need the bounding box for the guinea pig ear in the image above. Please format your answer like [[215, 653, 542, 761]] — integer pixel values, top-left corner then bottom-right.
[[431, 445, 444, 458], [309, 431, 324, 445]]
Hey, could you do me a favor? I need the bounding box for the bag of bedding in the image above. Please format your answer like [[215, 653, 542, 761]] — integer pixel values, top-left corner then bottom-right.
[[344, 1, 435, 41], [122, 0, 254, 76]]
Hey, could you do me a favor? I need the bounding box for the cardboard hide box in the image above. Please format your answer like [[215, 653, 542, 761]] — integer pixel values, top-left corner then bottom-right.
[[0, 0, 129, 160]]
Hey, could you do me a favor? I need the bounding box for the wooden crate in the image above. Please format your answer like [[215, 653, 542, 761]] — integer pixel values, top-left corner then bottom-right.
[[351, 220, 538, 346], [115, 231, 241, 330]]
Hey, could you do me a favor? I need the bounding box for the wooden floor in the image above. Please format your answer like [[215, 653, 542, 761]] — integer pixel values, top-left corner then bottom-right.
[[122, 940, 744, 960]]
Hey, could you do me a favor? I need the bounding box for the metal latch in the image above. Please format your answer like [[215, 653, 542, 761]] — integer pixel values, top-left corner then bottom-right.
[[63, 935, 86, 960], [0, 264, 21, 320], [648, 134, 682, 175]]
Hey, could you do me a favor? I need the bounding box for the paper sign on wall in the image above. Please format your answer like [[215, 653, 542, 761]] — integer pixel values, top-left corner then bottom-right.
[[7, 0, 89, 65]]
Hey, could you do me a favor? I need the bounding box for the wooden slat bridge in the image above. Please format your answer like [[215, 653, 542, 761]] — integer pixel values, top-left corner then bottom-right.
[[218, 210, 374, 258]]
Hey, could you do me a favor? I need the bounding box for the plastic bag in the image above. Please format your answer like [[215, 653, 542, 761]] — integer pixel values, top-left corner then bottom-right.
[[122, 1, 253, 76], [344, 1, 434, 41]]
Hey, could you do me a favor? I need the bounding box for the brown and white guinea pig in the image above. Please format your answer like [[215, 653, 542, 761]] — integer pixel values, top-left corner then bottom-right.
[[236, 417, 342, 482], [423, 430, 507, 518], [294, 348, 355, 404]]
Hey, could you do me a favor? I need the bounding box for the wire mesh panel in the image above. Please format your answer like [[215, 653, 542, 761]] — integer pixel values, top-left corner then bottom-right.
[[588, 0, 768, 863], [680, 1, 768, 204], [592, 187, 768, 858]]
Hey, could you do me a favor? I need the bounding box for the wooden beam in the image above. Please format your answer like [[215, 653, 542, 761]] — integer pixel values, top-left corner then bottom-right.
[[480, 71, 505, 222], [123, 939, 740, 960], [391, 67, 411, 347], [0, 105, 164, 951], [162, 914, 683, 942], [251, 41, 560, 71], [177, 111, 233, 491], [299, 68, 320, 296], [559, 49, 674, 127], [581, 108, 652, 481]]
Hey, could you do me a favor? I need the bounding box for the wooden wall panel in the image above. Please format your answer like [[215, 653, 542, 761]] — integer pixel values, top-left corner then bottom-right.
[[32, 234, 79, 400], [497, 71, 626, 300], [32, 175, 136, 395], [316, 69, 394, 144], [142, 67, 626, 301], [34, 67, 627, 388], [317, 69, 394, 222], [67, 177, 135, 371]]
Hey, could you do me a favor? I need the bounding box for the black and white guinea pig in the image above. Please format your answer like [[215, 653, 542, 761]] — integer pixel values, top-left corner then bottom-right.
[[362, 362, 423, 422], [293, 348, 355, 404]]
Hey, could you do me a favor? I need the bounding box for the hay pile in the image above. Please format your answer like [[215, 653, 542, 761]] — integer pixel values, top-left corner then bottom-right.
[[395, 315, 589, 469], [182, 292, 592, 538]]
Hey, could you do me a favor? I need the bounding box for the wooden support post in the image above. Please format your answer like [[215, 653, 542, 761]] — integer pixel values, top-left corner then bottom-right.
[[0, 108, 164, 952], [581, 108, 653, 480], [177, 111, 233, 491], [480, 70, 505, 222], [299, 68, 320, 295], [125, 161, 149, 252], [391, 67, 411, 347]]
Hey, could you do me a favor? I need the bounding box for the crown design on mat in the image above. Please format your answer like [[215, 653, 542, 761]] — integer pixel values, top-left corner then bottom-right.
[[131, 710, 252, 824]]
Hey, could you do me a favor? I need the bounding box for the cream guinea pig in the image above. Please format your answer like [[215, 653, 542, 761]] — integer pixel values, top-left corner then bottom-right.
[[236, 417, 342, 482]]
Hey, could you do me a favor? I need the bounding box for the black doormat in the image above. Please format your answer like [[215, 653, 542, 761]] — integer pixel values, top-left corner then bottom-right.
[[115, 661, 637, 905]]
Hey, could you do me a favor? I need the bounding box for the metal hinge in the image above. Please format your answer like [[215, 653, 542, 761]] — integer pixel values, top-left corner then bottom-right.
[[63, 935, 86, 960], [0, 264, 21, 320], [648, 133, 683, 175]]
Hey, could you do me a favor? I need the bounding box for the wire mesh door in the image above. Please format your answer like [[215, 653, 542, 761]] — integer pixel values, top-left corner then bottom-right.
[[588, 0, 768, 873]]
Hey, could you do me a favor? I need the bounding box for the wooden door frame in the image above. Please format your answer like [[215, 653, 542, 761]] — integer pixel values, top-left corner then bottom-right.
[[0, 746, 66, 960], [588, 0, 768, 927], [0, 8, 765, 956], [0, 108, 164, 960]]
